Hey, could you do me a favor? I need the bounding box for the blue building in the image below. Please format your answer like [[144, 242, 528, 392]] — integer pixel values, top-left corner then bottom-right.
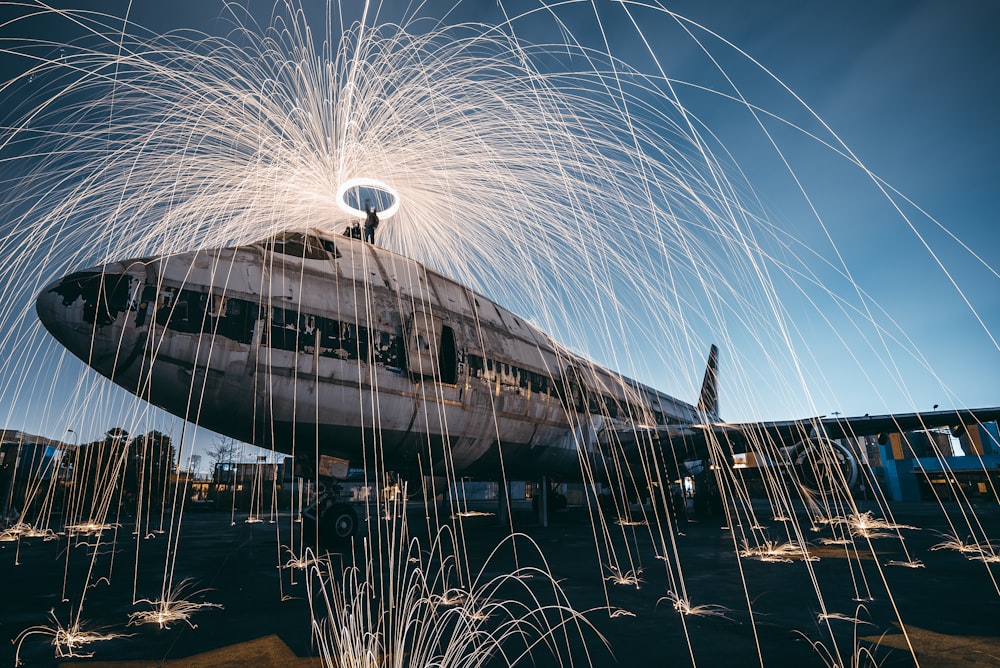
[[0, 430, 71, 518], [871, 422, 1000, 502]]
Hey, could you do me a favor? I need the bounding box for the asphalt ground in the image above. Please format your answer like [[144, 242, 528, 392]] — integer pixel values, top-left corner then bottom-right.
[[2, 501, 999, 667]]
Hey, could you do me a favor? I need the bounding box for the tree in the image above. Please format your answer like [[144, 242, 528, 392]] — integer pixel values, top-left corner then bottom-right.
[[70, 428, 130, 516], [206, 437, 240, 482], [125, 431, 176, 508]]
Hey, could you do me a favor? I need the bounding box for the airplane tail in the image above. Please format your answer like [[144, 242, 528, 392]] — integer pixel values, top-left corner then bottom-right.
[[696, 344, 719, 418]]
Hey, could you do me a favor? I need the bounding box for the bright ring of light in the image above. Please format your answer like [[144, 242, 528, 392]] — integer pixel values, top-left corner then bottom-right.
[[336, 177, 401, 220]]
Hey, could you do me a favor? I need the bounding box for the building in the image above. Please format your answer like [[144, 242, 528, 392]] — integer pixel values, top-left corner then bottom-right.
[[873, 422, 1000, 502], [0, 430, 71, 518]]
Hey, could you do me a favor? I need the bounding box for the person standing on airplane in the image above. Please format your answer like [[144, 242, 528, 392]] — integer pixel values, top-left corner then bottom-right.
[[343, 220, 362, 239], [363, 200, 379, 244]]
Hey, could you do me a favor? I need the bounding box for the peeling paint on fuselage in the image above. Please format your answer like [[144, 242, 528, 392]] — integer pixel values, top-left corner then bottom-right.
[[38, 230, 703, 481]]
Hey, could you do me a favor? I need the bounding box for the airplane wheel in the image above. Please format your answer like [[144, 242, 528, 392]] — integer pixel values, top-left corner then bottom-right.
[[320, 503, 358, 543]]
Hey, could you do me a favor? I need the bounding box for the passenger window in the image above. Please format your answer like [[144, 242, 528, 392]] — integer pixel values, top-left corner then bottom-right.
[[208, 295, 226, 318], [261, 232, 338, 261], [321, 239, 340, 257]]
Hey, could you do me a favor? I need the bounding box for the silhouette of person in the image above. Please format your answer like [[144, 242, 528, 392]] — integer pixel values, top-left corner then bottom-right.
[[363, 200, 379, 244], [343, 221, 361, 239]]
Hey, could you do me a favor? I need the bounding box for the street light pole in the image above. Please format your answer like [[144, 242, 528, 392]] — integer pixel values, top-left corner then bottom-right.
[[59, 428, 79, 525]]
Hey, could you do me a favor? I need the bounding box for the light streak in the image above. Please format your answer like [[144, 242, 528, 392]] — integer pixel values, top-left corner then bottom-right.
[[0, 2, 997, 666], [603, 565, 643, 588], [0, 523, 57, 541], [931, 535, 982, 553], [660, 591, 733, 619], [305, 516, 600, 668], [65, 522, 121, 537], [614, 518, 647, 527], [335, 177, 401, 220], [970, 553, 1000, 564], [836, 512, 918, 539], [128, 580, 223, 630], [794, 630, 884, 668], [428, 589, 469, 607], [930, 533, 1000, 563], [13, 611, 128, 665], [739, 540, 818, 563], [281, 548, 323, 571], [817, 612, 873, 626], [930, 532, 991, 554]]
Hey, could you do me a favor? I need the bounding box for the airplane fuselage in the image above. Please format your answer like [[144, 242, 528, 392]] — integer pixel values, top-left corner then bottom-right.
[[37, 231, 704, 481]]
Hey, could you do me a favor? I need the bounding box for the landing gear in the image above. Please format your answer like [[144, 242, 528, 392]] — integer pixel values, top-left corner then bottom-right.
[[320, 500, 358, 542], [302, 484, 360, 547], [791, 437, 859, 494]]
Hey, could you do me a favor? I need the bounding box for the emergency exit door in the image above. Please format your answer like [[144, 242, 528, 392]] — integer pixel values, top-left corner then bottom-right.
[[406, 311, 457, 383]]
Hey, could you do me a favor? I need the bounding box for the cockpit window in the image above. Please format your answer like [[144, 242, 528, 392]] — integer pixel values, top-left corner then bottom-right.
[[320, 238, 339, 255], [51, 271, 133, 327], [259, 232, 339, 260]]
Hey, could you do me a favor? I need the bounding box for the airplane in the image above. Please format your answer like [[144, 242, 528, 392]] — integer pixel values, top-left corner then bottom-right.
[[35, 228, 1000, 540]]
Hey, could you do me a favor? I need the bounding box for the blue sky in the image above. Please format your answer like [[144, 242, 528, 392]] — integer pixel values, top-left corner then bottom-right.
[[668, 0, 1000, 416], [1, 1, 997, 462]]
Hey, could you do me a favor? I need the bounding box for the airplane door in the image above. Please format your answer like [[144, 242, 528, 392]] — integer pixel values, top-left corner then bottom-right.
[[405, 311, 459, 384], [406, 311, 441, 378]]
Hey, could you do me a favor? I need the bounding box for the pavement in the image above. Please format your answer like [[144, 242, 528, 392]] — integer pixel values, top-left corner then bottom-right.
[[1, 501, 998, 667]]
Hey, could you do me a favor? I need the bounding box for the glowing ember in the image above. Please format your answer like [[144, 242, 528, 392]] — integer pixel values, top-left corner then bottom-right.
[[128, 580, 223, 629], [970, 553, 1000, 564], [817, 611, 873, 625], [65, 522, 120, 537], [431, 589, 469, 607], [837, 512, 917, 538], [739, 540, 817, 563], [660, 591, 732, 619], [615, 518, 647, 527], [281, 549, 323, 571], [930, 533, 992, 554], [14, 611, 128, 665], [604, 565, 643, 588], [0, 523, 57, 541], [932, 534, 1000, 563]]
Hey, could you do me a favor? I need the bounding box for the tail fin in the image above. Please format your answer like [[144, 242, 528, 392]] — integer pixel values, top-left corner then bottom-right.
[[696, 344, 719, 418]]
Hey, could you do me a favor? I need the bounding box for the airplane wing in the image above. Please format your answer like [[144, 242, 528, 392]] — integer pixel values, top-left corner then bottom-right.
[[610, 406, 1000, 459], [600, 344, 1000, 487]]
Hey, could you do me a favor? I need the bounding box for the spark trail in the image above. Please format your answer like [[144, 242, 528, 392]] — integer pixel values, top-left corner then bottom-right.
[[0, 1, 998, 667]]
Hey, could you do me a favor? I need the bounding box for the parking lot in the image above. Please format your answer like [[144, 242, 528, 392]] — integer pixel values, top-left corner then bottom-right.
[[1, 501, 998, 667]]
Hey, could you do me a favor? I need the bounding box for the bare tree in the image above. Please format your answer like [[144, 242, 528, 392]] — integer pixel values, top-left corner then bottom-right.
[[206, 437, 240, 481]]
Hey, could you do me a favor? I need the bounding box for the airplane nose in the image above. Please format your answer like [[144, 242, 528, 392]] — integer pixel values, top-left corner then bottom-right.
[[36, 263, 146, 378]]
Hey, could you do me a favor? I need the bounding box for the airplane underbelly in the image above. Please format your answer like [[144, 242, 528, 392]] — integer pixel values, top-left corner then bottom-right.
[[143, 346, 256, 441]]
